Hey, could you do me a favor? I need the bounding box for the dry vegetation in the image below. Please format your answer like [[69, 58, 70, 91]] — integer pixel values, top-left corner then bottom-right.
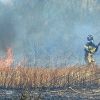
[[0, 48, 99, 89], [0, 65, 100, 89], [0, 48, 100, 100]]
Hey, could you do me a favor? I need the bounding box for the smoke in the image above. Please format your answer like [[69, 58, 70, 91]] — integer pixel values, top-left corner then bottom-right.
[[0, 4, 16, 52], [0, 0, 100, 65], [0, 0, 12, 5]]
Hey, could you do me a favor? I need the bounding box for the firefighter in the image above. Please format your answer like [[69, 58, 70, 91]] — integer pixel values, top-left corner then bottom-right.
[[84, 35, 100, 66]]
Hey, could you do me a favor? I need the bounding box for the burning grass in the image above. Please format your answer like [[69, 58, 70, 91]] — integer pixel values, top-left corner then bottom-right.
[[0, 66, 100, 88], [0, 48, 100, 89]]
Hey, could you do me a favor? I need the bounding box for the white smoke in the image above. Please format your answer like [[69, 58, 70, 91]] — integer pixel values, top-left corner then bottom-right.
[[0, 0, 12, 5]]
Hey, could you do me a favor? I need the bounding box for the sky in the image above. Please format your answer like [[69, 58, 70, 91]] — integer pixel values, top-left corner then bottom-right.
[[0, 0, 100, 67]]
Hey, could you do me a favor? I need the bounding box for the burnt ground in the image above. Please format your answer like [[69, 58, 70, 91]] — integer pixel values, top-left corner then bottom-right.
[[0, 86, 100, 100]]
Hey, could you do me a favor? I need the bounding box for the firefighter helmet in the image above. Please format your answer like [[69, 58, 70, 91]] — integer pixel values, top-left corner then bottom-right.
[[87, 35, 93, 41]]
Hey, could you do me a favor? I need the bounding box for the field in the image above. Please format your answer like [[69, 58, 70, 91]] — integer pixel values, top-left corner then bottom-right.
[[0, 65, 100, 100], [0, 48, 100, 99]]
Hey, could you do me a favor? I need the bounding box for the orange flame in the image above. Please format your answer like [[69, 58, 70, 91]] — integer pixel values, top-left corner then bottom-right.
[[0, 48, 13, 70]]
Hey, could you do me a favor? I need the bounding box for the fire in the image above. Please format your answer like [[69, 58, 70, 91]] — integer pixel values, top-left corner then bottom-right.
[[0, 48, 13, 70]]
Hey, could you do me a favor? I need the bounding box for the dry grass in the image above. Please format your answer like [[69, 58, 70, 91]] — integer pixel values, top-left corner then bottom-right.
[[0, 66, 100, 88]]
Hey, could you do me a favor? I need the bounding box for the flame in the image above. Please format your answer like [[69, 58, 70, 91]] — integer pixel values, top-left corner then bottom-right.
[[0, 48, 13, 70]]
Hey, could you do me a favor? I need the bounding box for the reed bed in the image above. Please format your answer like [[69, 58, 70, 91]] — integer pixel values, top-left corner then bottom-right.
[[0, 66, 100, 88]]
